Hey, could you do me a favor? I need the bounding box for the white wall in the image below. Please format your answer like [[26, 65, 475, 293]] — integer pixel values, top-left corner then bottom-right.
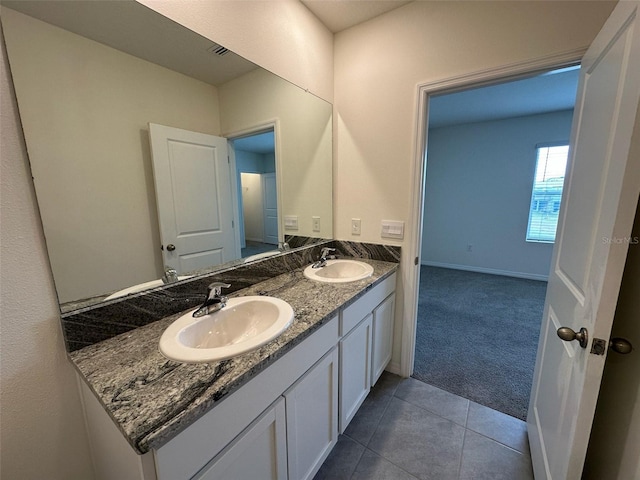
[[422, 110, 574, 280], [333, 0, 615, 369], [2, 8, 221, 303], [0, 26, 95, 480], [137, 0, 333, 103]]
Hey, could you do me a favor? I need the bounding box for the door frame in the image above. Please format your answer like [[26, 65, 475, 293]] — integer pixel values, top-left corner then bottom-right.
[[225, 120, 282, 250], [401, 48, 588, 377]]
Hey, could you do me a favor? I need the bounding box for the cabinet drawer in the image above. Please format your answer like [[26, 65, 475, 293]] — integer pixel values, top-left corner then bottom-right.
[[340, 272, 396, 335]]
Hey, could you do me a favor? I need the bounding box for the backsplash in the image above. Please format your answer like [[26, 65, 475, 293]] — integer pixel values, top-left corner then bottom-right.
[[61, 240, 401, 352]]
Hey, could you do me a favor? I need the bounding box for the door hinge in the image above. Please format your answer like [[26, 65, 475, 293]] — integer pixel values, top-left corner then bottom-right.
[[227, 155, 230, 164], [414, 257, 419, 266], [232, 220, 234, 228]]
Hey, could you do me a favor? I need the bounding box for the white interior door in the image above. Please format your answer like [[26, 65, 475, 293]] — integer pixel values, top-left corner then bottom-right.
[[527, 2, 640, 479], [149, 123, 237, 273], [263, 173, 279, 245]]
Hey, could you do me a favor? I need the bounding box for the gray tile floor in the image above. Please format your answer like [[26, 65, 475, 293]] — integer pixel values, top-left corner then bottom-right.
[[315, 372, 534, 480]]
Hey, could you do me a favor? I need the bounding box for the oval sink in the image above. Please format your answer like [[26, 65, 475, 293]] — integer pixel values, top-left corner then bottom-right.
[[104, 276, 192, 300], [303, 259, 374, 283], [159, 296, 294, 363], [243, 250, 281, 263]]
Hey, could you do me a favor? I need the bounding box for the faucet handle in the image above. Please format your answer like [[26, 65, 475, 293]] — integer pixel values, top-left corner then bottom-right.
[[207, 282, 231, 298], [162, 266, 179, 284], [320, 247, 336, 258]]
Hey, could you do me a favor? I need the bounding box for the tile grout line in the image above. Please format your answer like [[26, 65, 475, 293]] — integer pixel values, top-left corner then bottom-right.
[[346, 442, 367, 480], [457, 426, 469, 480]]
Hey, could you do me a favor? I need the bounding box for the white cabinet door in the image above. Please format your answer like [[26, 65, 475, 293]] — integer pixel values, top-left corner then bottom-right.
[[339, 314, 372, 433], [285, 348, 339, 480], [371, 293, 395, 386], [193, 398, 287, 480]]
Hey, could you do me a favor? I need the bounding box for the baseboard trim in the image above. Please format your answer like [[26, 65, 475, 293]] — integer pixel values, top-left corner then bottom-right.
[[385, 361, 402, 377], [421, 261, 549, 282]]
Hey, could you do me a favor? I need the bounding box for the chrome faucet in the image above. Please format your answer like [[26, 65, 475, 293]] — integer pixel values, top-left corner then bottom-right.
[[312, 247, 336, 269], [162, 266, 179, 284], [278, 241, 290, 251], [192, 282, 231, 318]]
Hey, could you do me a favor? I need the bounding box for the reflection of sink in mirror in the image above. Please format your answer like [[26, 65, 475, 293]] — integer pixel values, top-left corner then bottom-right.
[[243, 251, 281, 263], [303, 260, 374, 283], [104, 277, 192, 301], [159, 296, 294, 363]]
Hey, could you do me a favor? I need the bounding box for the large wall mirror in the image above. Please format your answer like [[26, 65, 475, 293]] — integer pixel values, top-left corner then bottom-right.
[[1, 1, 333, 312]]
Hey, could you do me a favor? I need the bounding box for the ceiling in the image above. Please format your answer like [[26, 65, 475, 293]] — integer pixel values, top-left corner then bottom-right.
[[300, 0, 580, 126], [233, 131, 276, 155], [428, 67, 581, 129], [301, 0, 412, 33], [2, 0, 257, 86], [6, 0, 579, 128]]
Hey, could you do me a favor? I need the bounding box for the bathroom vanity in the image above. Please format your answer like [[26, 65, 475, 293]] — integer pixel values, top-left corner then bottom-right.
[[70, 254, 397, 480]]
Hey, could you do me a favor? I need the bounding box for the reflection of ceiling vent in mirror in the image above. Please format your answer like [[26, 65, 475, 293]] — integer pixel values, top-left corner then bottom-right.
[[207, 44, 229, 56]]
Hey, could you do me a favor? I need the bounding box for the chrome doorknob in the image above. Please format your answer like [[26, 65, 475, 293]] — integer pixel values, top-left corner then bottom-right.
[[557, 327, 589, 349], [166, 244, 176, 252], [609, 337, 633, 355]]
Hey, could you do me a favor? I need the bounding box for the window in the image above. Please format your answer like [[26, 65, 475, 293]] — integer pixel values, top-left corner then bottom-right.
[[526, 144, 569, 243]]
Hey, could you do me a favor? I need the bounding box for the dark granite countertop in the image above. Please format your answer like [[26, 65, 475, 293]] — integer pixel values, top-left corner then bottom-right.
[[69, 258, 398, 454]]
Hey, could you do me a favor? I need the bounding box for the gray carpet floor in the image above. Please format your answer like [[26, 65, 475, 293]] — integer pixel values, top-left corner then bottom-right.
[[413, 266, 547, 421]]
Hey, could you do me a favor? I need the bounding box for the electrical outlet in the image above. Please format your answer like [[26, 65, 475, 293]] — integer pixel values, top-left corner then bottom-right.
[[352, 218, 361, 235], [312, 216, 320, 232]]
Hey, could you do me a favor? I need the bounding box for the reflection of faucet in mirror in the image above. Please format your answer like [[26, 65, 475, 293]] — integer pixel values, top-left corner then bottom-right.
[[312, 247, 336, 269], [193, 282, 231, 318], [278, 242, 290, 251], [161, 266, 179, 284]]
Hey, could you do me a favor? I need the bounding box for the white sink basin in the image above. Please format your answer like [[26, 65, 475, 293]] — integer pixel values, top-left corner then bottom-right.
[[159, 296, 294, 363], [303, 259, 374, 283], [104, 276, 192, 300], [243, 250, 281, 263]]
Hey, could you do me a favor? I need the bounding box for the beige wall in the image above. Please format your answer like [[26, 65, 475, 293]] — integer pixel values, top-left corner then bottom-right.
[[0, 25, 95, 480], [219, 68, 333, 239], [137, 0, 334, 103], [2, 8, 221, 303], [333, 0, 616, 367]]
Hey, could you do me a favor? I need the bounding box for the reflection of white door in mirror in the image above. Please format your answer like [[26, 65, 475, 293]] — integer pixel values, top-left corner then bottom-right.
[[263, 173, 279, 245], [149, 123, 238, 274]]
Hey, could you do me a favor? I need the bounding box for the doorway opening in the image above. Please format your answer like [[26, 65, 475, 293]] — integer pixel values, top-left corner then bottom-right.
[[229, 129, 279, 258], [413, 65, 579, 420]]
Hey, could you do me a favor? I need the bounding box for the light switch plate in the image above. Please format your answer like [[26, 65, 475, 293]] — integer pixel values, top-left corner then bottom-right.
[[351, 218, 361, 235], [381, 220, 404, 239], [312, 216, 320, 232], [284, 215, 298, 231]]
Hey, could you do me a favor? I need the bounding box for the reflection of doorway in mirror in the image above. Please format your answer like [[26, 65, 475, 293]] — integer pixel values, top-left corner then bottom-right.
[[231, 129, 279, 257]]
